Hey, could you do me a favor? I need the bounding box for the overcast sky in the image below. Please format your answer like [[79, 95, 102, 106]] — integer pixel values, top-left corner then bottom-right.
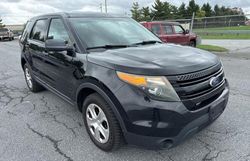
[[0, 0, 250, 24]]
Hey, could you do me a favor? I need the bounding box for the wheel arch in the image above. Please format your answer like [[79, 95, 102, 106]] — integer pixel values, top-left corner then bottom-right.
[[21, 57, 27, 70], [76, 77, 127, 133]]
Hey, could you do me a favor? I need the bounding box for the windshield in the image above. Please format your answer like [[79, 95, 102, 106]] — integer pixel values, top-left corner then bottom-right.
[[69, 17, 160, 48]]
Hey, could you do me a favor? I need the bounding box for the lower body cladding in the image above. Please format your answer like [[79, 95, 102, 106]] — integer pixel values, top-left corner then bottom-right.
[[114, 80, 229, 149]]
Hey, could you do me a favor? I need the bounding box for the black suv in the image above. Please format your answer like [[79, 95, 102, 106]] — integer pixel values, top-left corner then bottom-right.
[[19, 12, 229, 151]]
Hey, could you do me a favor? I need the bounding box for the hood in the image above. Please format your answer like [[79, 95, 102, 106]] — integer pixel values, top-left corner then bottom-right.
[[87, 44, 220, 76]]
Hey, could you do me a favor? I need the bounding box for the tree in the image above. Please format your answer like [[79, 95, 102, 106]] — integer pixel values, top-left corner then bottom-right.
[[178, 3, 187, 18], [140, 7, 151, 21], [213, 4, 222, 16], [202, 3, 212, 17], [187, 0, 200, 16], [196, 9, 206, 18], [151, 0, 168, 20], [131, 2, 141, 21], [0, 18, 5, 28], [169, 5, 178, 19]]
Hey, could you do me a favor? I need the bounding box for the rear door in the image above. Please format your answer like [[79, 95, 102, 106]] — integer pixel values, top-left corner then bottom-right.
[[161, 24, 176, 43], [28, 19, 53, 85]]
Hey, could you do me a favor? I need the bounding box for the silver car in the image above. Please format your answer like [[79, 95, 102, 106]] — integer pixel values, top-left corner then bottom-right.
[[0, 28, 14, 41]]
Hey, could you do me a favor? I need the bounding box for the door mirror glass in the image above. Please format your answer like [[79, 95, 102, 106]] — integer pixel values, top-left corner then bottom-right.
[[185, 29, 189, 34]]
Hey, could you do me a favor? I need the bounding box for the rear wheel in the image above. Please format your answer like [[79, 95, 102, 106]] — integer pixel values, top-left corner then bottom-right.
[[23, 64, 44, 92], [82, 93, 123, 151]]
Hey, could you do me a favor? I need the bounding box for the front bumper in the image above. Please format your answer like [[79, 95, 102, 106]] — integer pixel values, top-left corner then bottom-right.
[[0, 35, 11, 39], [114, 80, 229, 149]]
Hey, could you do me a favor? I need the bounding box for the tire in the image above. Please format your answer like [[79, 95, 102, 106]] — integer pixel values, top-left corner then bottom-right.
[[23, 63, 44, 92], [9, 37, 12, 41], [82, 93, 123, 151], [190, 40, 196, 47]]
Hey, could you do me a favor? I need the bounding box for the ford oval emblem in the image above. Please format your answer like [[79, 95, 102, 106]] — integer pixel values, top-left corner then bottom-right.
[[209, 76, 220, 87]]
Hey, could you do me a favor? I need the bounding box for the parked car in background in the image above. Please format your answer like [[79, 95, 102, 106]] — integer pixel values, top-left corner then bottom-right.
[[245, 20, 250, 26], [141, 21, 200, 47], [0, 28, 14, 41]]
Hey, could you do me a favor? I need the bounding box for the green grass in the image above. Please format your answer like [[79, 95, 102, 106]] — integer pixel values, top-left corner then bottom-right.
[[194, 25, 250, 39], [194, 25, 250, 31], [197, 44, 228, 52], [199, 34, 250, 39]]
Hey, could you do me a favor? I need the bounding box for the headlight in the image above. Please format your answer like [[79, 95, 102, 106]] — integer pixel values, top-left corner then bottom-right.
[[116, 71, 180, 102]]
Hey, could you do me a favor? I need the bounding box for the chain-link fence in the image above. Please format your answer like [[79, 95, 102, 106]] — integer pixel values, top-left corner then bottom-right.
[[170, 14, 250, 39]]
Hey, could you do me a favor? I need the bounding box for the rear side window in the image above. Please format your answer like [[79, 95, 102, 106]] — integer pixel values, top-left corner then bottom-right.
[[151, 24, 161, 35], [162, 25, 174, 34], [21, 21, 32, 41], [30, 19, 48, 42]]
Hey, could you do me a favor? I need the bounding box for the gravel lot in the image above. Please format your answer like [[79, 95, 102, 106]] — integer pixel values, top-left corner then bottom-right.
[[0, 40, 250, 161]]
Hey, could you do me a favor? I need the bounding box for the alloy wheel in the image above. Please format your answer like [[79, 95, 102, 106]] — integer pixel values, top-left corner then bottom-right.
[[25, 67, 33, 89], [86, 103, 110, 144]]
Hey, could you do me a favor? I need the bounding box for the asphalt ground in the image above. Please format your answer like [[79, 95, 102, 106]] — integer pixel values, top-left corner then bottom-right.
[[0, 39, 250, 161], [202, 39, 250, 55]]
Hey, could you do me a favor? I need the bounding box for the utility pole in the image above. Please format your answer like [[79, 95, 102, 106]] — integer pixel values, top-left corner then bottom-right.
[[104, 0, 107, 13], [100, 3, 103, 13], [190, 12, 195, 33]]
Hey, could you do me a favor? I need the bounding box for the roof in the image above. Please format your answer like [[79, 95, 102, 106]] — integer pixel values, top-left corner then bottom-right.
[[141, 21, 180, 25], [30, 12, 128, 21]]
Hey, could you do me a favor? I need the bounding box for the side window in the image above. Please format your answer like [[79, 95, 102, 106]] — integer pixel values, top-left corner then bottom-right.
[[30, 19, 47, 42], [162, 25, 174, 34], [174, 25, 184, 34], [48, 19, 70, 43], [151, 24, 161, 35], [21, 21, 32, 41]]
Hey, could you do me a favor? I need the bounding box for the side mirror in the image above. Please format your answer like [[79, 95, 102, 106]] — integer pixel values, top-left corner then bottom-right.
[[185, 29, 189, 34], [45, 39, 73, 52]]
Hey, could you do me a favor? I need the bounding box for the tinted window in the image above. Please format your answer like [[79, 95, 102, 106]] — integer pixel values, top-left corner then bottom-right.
[[30, 19, 47, 42], [151, 24, 161, 35], [174, 25, 184, 34], [162, 25, 173, 34], [48, 19, 70, 43], [21, 21, 32, 41]]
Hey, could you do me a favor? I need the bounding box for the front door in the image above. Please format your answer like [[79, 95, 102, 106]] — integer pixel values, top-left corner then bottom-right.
[[173, 25, 189, 45], [44, 18, 76, 99]]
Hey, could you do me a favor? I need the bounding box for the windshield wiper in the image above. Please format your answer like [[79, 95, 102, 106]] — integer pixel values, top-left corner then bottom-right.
[[86, 44, 129, 50], [131, 40, 162, 46]]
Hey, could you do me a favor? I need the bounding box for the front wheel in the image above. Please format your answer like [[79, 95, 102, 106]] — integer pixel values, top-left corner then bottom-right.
[[82, 93, 123, 151], [190, 40, 196, 47]]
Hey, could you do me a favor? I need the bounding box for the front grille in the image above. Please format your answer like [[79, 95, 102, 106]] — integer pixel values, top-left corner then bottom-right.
[[167, 63, 226, 111]]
